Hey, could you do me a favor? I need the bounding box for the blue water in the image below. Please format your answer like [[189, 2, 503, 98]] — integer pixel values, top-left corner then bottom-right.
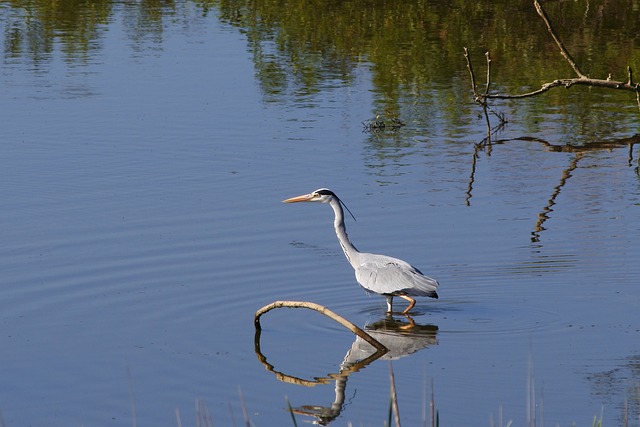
[[1, 3, 640, 427]]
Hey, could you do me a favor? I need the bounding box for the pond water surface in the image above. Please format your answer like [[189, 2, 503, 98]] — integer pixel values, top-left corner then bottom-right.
[[1, 1, 639, 426]]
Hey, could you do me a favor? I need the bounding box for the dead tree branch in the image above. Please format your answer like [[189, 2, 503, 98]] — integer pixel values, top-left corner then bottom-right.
[[466, 0, 640, 119], [464, 48, 507, 144], [484, 51, 492, 95], [486, 76, 640, 101], [254, 300, 388, 353]]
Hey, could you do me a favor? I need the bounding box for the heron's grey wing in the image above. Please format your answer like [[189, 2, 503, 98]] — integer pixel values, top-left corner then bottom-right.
[[355, 258, 439, 297]]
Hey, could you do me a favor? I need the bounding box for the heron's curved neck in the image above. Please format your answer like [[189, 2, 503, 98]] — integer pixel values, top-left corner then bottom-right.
[[329, 198, 360, 267]]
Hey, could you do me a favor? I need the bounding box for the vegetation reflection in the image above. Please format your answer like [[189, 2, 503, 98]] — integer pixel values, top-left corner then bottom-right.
[[4, 1, 639, 105]]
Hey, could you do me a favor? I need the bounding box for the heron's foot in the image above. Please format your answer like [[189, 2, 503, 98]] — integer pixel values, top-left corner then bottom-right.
[[399, 295, 416, 314]]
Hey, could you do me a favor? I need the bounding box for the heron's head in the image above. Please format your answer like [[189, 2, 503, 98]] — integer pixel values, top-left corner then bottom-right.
[[283, 188, 357, 221], [282, 188, 337, 204]]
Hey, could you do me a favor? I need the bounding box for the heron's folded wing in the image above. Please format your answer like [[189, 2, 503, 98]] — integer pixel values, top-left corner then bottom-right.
[[355, 260, 438, 297]]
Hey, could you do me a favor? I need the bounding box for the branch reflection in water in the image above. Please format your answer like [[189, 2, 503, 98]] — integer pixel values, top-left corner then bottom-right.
[[254, 312, 438, 425], [465, 134, 640, 241]]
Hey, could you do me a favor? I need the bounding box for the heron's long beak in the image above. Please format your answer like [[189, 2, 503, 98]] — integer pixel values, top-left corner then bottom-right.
[[283, 193, 314, 203]]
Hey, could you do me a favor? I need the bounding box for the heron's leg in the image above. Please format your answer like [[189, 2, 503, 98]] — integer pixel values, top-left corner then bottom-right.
[[399, 295, 416, 314], [385, 295, 394, 313]]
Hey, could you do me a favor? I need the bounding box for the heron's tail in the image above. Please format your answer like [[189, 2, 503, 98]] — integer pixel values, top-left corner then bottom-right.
[[411, 275, 439, 299]]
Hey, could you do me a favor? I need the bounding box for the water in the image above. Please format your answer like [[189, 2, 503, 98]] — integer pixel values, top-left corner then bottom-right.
[[1, 1, 639, 426]]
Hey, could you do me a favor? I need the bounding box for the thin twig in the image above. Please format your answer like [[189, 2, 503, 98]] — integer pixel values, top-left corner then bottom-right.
[[485, 51, 492, 95], [389, 363, 402, 427], [430, 379, 436, 427], [238, 386, 251, 427], [464, 48, 495, 142], [285, 397, 299, 427], [463, 47, 478, 97]]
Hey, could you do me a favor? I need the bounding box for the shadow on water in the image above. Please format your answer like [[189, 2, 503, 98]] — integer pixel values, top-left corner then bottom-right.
[[255, 314, 437, 425]]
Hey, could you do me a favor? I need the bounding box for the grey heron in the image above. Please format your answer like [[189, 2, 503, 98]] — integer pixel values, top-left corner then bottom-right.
[[283, 188, 439, 314]]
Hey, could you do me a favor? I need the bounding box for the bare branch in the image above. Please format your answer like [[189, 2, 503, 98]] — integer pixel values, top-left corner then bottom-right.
[[484, 51, 492, 95], [254, 300, 388, 353], [464, 48, 501, 143], [463, 47, 479, 97], [486, 77, 640, 100], [465, 0, 640, 116]]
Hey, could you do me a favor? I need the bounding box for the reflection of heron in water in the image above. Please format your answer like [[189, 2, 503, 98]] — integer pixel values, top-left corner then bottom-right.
[[346, 315, 438, 361], [283, 189, 439, 314], [286, 315, 438, 425]]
